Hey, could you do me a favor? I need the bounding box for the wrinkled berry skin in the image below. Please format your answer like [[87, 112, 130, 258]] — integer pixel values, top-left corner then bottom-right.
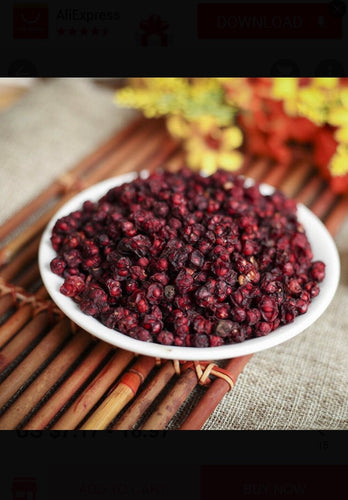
[[50, 168, 325, 347]]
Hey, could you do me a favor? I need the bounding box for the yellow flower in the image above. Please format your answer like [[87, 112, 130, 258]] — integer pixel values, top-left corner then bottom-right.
[[195, 115, 219, 134], [217, 151, 243, 171], [223, 126, 244, 149], [166, 115, 190, 139], [329, 145, 348, 176], [334, 126, 348, 143], [328, 108, 348, 127], [272, 78, 300, 116], [272, 78, 298, 101], [339, 88, 348, 107], [201, 151, 219, 174], [312, 78, 338, 89]]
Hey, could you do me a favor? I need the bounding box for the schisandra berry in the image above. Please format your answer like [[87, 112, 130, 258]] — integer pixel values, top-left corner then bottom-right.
[[50, 257, 66, 276], [60, 275, 85, 297], [50, 168, 325, 347]]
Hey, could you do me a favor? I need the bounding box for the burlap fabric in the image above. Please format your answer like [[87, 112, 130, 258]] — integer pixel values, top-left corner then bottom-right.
[[1, 78, 347, 430]]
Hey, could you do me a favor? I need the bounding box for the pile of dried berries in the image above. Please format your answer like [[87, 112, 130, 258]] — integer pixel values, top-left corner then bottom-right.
[[50, 168, 325, 348]]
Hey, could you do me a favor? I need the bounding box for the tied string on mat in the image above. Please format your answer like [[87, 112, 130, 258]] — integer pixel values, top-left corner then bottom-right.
[[0, 276, 64, 323], [156, 357, 235, 391]]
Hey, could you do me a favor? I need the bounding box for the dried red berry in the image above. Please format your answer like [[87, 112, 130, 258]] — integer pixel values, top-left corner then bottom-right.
[[60, 275, 85, 297]]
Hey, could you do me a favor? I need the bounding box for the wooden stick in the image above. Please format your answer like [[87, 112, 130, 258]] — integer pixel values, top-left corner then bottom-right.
[[278, 162, 312, 199], [0, 294, 15, 318], [132, 137, 180, 176], [309, 187, 338, 220], [112, 361, 176, 430], [245, 158, 271, 183], [294, 174, 325, 206], [80, 355, 156, 430], [324, 194, 348, 236], [0, 311, 50, 373], [0, 234, 41, 282], [13, 261, 40, 290], [22, 340, 113, 430], [0, 202, 69, 267], [34, 286, 50, 300], [51, 348, 135, 430], [0, 116, 146, 242], [85, 122, 168, 185], [179, 354, 253, 430], [140, 367, 198, 430], [0, 318, 71, 409], [261, 161, 290, 189], [0, 330, 92, 430], [0, 304, 34, 349]]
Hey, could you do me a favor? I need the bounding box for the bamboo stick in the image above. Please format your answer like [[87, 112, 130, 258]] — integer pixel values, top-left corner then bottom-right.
[[261, 161, 290, 189], [51, 348, 135, 430], [324, 194, 348, 236], [107, 129, 173, 177], [0, 304, 34, 349], [85, 123, 168, 185], [294, 174, 324, 206], [82, 119, 163, 185], [140, 367, 198, 430], [0, 318, 71, 409], [244, 158, 271, 183], [279, 162, 312, 199], [131, 137, 180, 176], [0, 234, 41, 282], [235, 154, 255, 177], [80, 355, 156, 430], [34, 286, 50, 300], [13, 261, 40, 290], [112, 361, 176, 430], [0, 312, 50, 373], [309, 187, 338, 220], [22, 340, 113, 430], [179, 354, 253, 430], [0, 330, 92, 429], [0, 294, 15, 318], [0, 116, 146, 243], [0, 202, 69, 268]]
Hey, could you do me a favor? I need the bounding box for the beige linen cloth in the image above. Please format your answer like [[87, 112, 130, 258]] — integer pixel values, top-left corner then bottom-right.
[[0, 78, 347, 430]]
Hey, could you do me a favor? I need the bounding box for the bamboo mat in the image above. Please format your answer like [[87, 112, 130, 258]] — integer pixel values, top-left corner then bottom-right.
[[0, 116, 347, 431]]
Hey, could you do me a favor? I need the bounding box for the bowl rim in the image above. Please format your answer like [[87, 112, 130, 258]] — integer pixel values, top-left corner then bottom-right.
[[38, 170, 341, 360]]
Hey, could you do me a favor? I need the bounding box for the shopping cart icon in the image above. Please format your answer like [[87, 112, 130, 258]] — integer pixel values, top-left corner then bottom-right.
[[12, 477, 37, 500]]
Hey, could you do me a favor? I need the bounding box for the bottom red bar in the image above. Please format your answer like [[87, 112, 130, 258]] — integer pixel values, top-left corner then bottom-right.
[[201, 465, 347, 499]]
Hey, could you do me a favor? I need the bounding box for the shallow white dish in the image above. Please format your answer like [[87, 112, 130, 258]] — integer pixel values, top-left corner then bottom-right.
[[39, 171, 340, 361]]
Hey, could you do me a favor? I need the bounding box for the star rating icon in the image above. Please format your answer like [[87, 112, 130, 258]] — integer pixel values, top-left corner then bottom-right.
[[56, 26, 109, 37]]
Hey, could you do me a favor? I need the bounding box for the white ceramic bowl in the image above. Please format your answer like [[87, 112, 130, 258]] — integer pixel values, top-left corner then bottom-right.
[[39, 171, 340, 360]]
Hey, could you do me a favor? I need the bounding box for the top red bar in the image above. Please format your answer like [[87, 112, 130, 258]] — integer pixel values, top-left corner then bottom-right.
[[197, 3, 343, 39]]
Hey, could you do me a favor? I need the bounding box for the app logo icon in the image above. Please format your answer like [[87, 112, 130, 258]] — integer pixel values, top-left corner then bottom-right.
[[13, 3, 48, 39]]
